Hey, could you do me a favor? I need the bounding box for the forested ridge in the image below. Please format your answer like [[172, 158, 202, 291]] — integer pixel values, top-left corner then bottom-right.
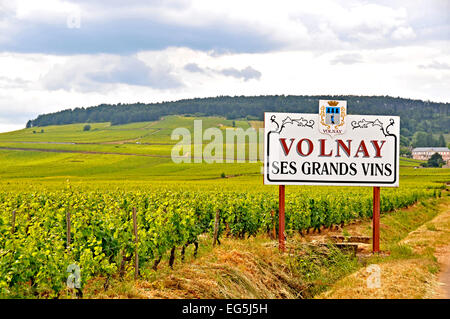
[[27, 95, 449, 144]]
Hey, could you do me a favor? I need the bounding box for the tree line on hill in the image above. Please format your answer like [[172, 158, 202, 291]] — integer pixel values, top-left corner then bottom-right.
[[26, 95, 449, 148], [409, 131, 447, 148], [400, 131, 448, 157]]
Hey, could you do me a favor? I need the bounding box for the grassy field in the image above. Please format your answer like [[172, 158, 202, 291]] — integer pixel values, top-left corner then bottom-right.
[[0, 116, 252, 144], [0, 116, 447, 217], [0, 116, 260, 162], [0, 116, 447, 184], [0, 116, 448, 203]]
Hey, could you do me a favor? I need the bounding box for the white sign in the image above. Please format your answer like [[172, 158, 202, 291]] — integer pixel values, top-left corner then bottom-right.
[[264, 101, 400, 187]]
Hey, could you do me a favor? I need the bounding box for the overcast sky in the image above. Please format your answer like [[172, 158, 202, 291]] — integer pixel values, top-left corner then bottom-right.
[[0, 0, 449, 132]]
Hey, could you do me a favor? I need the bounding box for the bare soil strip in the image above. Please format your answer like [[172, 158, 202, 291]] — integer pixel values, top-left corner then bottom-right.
[[435, 245, 450, 298], [0, 146, 258, 162], [0, 146, 173, 158]]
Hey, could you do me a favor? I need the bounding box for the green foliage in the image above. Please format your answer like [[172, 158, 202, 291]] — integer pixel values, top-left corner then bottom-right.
[[438, 134, 446, 147], [0, 183, 440, 297], [288, 244, 359, 297], [390, 244, 415, 259], [400, 135, 410, 147], [422, 153, 445, 168], [83, 124, 91, 131], [412, 131, 447, 147], [400, 146, 411, 157]]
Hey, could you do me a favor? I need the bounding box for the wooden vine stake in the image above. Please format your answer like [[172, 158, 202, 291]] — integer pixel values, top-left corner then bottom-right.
[[66, 210, 71, 249], [132, 207, 139, 280], [213, 210, 220, 246], [11, 210, 16, 234], [270, 210, 276, 239]]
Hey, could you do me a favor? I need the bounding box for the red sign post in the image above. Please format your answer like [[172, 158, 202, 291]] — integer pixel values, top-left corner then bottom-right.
[[278, 185, 286, 251], [372, 186, 381, 253], [278, 185, 382, 253]]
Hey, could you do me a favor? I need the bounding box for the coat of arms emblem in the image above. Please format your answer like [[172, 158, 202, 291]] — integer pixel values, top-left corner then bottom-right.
[[319, 100, 347, 138]]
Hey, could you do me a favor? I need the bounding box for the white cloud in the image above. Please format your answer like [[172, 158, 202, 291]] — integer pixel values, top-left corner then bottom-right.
[[0, 0, 431, 53], [184, 63, 262, 81], [0, 1, 448, 133], [1, 45, 448, 127], [419, 61, 450, 70], [0, 122, 25, 133], [41, 54, 183, 92], [330, 53, 363, 65], [391, 26, 416, 40]]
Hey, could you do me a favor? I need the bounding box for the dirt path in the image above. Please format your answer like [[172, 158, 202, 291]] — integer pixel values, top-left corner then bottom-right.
[[0, 146, 244, 162], [0, 146, 172, 158], [0, 135, 173, 145], [435, 245, 450, 298]]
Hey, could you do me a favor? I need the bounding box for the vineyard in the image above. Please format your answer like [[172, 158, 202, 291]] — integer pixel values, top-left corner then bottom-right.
[[0, 182, 443, 297], [0, 117, 448, 298]]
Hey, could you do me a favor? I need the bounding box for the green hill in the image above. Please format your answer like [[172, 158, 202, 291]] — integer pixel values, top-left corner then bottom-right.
[[0, 115, 440, 184], [0, 116, 261, 181], [7, 116, 250, 144], [26, 96, 450, 144]]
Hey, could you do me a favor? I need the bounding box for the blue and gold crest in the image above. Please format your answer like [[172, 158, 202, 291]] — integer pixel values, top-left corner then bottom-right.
[[319, 100, 347, 138]]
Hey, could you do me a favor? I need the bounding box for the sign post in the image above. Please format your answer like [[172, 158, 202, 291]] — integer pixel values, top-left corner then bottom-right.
[[373, 186, 381, 253], [264, 100, 400, 253], [278, 185, 285, 251]]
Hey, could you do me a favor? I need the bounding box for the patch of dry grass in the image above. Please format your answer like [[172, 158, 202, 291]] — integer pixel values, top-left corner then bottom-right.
[[318, 194, 450, 299], [139, 239, 305, 299], [319, 258, 436, 299], [317, 259, 433, 299], [248, 121, 264, 129], [401, 198, 450, 254], [89, 237, 305, 299]]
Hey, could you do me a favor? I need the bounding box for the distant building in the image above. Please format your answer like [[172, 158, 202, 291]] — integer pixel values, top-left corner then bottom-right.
[[412, 147, 450, 163]]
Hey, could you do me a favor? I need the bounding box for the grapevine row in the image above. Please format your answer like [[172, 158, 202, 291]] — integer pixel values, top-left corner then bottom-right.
[[0, 186, 441, 297]]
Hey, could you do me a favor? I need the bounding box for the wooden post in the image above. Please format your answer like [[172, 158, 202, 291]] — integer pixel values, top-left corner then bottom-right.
[[66, 210, 71, 249], [270, 210, 276, 239], [373, 187, 381, 253], [213, 210, 220, 246], [279, 185, 286, 251], [132, 207, 139, 280], [11, 210, 16, 234]]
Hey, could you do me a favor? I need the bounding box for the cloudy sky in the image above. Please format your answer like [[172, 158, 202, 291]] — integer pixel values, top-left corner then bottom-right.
[[0, 0, 449, 132]]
